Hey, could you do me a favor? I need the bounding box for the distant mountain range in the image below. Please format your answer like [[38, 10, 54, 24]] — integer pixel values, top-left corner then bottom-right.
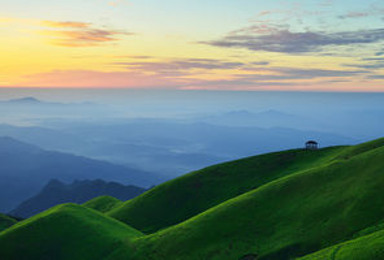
[[10, 179, 147, 218], [1, 96, 96, 107], [0, 118, 357, 176], [0, 136, 163, 212]]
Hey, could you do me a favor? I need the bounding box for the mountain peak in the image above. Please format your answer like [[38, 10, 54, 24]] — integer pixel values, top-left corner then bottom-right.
[[8, 97, 41, 104]]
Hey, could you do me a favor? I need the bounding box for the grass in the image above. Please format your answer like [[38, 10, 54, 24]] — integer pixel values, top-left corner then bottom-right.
[[0, 214, 17, 232], [299, 227, 384, 260], [2, 138, 384, 260], [114, 143, 384, 259], [108, 146, 345, 233], [0, 203, 142, 260], [83, 196, 122, 213]]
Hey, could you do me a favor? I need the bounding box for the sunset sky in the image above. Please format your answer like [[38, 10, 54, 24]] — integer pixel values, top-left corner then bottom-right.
[[1, 0, 383, 91]]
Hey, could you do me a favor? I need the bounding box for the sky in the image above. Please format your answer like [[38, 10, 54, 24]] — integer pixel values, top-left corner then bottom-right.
[[0, 0, 383, 91]]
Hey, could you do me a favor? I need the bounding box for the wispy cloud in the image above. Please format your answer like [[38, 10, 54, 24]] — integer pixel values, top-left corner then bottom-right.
[[17, 70, 184, 88], [201, 27, 384, 54], [338, 12, 371, 19], [238, 67, 367, 80], [366, 74, 384, 80], [338, 8, 384, 19], [115, 58, 247, 73], [11, 63, 373, 90], [41, 20, 133, 47], [42, 21, 90, 28], [343, 57, 384, 70]]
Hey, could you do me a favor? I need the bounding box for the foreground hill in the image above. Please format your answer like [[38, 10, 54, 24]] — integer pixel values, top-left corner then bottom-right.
[[0, 204, 142, 260], [1, 138, 384, 259], [108, 146, 345, 233], [300, 223, 384, 260], [0, 136, 161, 212], [300, 227, 384, 260], [11, 179, 146, 218]]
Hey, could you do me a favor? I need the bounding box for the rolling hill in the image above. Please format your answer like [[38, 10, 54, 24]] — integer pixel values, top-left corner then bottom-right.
[[0, 204, 142, 260], [1, 138, 384, 259], [107, 145, 345, 233], [11, 179, 146, 218], [120, 140, 384, 259], [83, 196, 123, 213]]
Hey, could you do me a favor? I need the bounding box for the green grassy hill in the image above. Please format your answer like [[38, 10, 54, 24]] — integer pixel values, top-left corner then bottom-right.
[[0, 204, 142, 260], [108, 140, 384, 259], [1, 138, 384, 260], [299, 227, 384, 260], [108, 146, 345, 233], [83, 196, 122, 213], [0, 214, 17, 232]]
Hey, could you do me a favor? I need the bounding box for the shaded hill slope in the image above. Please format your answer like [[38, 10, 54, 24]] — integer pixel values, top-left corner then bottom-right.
[[83, 196, 122, 213], [299, 227, 384, 260], [0, 204, 141, 260], [0, 214, 17, 232], [11, 179, 146, 218], [108, 146, 345, 233]]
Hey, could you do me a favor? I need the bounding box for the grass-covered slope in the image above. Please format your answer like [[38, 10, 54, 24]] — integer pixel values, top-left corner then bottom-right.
[[112, 140, 384, 260], [108, 146, 344, 233], [299, 227, 384, 260], [83, 196, 122, 213], [0, 204, 142, 260], [0, 214, 17, 232], [336, 137, 384, 160]]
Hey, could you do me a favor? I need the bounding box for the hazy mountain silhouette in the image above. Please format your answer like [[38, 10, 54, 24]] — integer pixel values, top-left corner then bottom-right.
[[10, 179, 146, 218], [0, 136, 163, 212], [7, 97, 42, 104]]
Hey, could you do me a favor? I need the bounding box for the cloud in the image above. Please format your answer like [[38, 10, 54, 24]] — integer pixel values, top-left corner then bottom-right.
[[338, 8, 384, 19], [10, 64, 374, 90], [181, 67, 370, 90], [116, 55, 154, 59], [40, 20, 133, 47], [113, 56, 367, 84], [256, 11, 272, 17], [338, 12, 371, 19], [252, 61, 270, 66], [16, 70, 184, 88], [344, 64, 384, 70], [238, 67, 367, 81], [201, 27, 384, 54], [366, 74, 384, 79], [115, 58, 247, 73], [343, 57, 384, 70], [42, 21, 90, 28]]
